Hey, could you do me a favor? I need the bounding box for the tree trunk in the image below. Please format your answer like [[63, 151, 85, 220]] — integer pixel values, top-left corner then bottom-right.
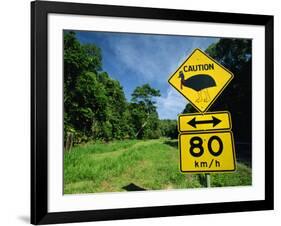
[[135, 121, 148, 138], [65, 132, 74, 152]]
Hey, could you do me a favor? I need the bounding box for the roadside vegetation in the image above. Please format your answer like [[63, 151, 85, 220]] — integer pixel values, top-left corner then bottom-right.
[[64, 138, 251, 194]]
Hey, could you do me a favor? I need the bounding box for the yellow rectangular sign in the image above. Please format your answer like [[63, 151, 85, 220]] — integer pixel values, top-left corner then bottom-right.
[[178, 111, 231, 133], [179, 131, 236, 173]]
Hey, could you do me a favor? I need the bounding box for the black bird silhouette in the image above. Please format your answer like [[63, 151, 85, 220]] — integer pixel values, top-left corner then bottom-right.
[[178, 71, 216, 103]]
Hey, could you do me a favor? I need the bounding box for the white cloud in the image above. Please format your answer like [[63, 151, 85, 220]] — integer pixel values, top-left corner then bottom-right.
[[109, 37, 166, 82], [107, 35, 203, 85], [156, 87, 188, 119]]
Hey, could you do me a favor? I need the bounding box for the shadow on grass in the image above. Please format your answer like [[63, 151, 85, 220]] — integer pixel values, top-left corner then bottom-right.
[[122, 183, 146, 191], [164, 140, 178, 149]]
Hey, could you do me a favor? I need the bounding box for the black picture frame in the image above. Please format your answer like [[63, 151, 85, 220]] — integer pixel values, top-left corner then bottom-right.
[[31, 0, 274, 224]]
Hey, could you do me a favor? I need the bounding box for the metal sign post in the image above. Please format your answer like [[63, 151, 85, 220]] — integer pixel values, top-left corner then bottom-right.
[[206, 174, 211, 188]]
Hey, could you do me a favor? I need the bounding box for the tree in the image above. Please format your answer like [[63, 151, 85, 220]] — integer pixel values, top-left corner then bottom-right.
[[94, 72, 134, 140], [64, 31, 103, 143], [64, 31, 101, 90], [131, 84, 161, 112], [130, 84, 161, 139], [182, 103, 197, 114], [159, 119, 178, 139], [205, 38, 252, 142]]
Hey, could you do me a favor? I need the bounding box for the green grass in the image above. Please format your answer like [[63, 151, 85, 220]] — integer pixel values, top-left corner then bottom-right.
[[64, 138, 251, 194]]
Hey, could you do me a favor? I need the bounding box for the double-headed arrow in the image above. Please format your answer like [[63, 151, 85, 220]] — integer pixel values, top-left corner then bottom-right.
[[188, 116, 221, 128]]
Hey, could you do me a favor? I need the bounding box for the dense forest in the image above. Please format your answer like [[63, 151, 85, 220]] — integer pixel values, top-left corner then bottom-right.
[[64, 31, 251, 148], [64, 31, 177, 146]]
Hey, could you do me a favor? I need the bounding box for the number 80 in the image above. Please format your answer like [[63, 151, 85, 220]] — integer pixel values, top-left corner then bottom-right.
[[189, 136, 223, 157]]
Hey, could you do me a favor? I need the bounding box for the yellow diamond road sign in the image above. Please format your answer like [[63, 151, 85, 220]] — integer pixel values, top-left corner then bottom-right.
[[168, 48, 234, 112]]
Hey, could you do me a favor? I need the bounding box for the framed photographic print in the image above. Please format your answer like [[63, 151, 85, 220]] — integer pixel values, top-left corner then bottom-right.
[[31, 0, 274, 224]]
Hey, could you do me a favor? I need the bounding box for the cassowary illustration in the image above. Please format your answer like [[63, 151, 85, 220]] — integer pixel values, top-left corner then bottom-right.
[[178, 71, 216, 103]]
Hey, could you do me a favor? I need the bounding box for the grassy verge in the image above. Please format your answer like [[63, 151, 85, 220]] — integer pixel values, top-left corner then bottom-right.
[[64, 138, 251, 194]]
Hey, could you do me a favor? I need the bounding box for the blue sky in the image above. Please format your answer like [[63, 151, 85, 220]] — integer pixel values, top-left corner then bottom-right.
[[75, 31, 218, 119]]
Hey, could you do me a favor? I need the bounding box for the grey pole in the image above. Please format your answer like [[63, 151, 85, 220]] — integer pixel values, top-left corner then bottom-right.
[[206, 173, 211, 187]]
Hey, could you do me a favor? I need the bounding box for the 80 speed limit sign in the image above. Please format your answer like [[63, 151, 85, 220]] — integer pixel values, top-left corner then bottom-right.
[[179, 131, 236, 173]]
